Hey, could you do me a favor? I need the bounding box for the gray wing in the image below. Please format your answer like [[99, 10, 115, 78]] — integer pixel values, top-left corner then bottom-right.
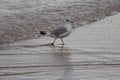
[[50, 26, 67, 37]]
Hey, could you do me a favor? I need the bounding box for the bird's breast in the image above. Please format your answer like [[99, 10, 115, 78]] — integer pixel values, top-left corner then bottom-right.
[[58, 29, 72, 38]]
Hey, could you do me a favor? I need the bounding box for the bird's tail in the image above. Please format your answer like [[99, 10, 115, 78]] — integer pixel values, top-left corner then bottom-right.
[[40, 31, 46, 35], [39, 31, 51, 36]]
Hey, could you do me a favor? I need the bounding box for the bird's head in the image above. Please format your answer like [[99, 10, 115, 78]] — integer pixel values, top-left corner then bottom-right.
[[65, 16, 74, 23], [65, 18, 74, 23]]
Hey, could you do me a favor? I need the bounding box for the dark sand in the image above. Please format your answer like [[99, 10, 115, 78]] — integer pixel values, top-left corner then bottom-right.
[[0, 0, 120, 43]]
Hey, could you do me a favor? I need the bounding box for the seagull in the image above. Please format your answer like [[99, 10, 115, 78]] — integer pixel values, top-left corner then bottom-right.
[[40, 19, 74, 45]]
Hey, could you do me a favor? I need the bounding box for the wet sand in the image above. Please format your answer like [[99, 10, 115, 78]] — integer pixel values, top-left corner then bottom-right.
[[0, 13, 120, 80], [0, 0, 120, 43]]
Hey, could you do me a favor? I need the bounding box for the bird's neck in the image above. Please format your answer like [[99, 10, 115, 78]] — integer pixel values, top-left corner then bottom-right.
[[65, 22, 72, 31], [65, 22, 72, 27]]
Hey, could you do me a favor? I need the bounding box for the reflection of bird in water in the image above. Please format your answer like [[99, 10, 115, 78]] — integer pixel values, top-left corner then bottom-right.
[[52, 46, 73, 80], [40, 19, 74, 45]]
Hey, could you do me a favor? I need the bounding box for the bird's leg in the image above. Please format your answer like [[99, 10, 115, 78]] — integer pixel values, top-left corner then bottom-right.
[[51, 37, 57, 45], [61, 38, 65, 45]]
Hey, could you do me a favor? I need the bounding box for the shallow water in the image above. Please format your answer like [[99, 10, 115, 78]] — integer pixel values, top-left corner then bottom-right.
[[0, 13, 120, 80]]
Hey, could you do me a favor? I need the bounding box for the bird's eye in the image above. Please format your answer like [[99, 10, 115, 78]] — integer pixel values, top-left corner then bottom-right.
[[66, 19, 70, 22], [71, 21, 74, 23]]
